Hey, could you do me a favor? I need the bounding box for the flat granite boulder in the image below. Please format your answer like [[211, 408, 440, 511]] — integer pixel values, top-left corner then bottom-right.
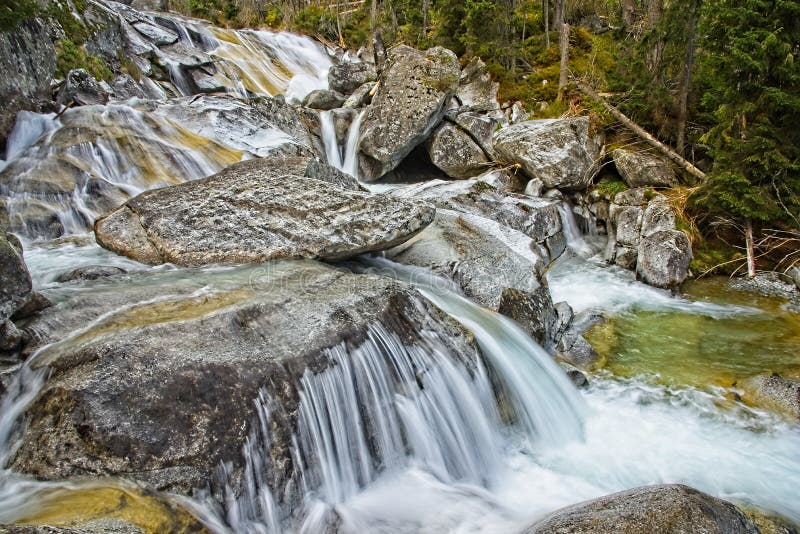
[[95, 157, 434, 266]]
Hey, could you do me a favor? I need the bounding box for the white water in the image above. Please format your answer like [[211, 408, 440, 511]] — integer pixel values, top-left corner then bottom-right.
[[320, 110, 365, 178], [550, 202, 760, 318]]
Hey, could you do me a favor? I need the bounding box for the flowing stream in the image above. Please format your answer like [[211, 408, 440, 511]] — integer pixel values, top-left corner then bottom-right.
[[0, 14, 799, 531]]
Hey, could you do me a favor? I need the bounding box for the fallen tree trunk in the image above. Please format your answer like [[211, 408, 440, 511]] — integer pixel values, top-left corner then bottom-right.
[[573, 79, 707, 182]]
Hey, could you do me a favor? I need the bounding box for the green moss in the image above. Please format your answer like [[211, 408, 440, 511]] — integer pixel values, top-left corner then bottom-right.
[[0, 0, 38, 32], [595, 179, 628, 198], [56, 39, 113, 81], [48, 1, 89, 43], [690, 243, 743, 276]]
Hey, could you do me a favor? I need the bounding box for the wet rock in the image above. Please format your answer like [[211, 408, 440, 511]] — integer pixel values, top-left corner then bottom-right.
[[303, 156, 363, 191], [390, 179, 564, 256], [56, 266, 129, 283], [343, 81, 376, 108], [57, 69, 110, 107], [387, 209, 549, 311], [456, 57, 500, 112], [328, 62, 377, 94], [787, 267, 800, 291], [741, 374, 800, 421], [0, 18, 57, 151], [303, 89, 346, 110], [0, 230, 32, 323], [498, 286, 557, 347], [359, 45, 460, 181], [132, 21, 179, 46], [636, 229, 692, 289], [426, 122, 489, 179], [493, 118, 601, 191], [524, 178, 545, 197], [188, 67, 226, 93], [95, 157, 434, 266], [12, 261, 479, 494], [567, 369, 589, 387], [555, 310, 604, 368], [11, 291, 52, 321], [525, 484, 759, 534], [477, 169, 527, 194], [613, 148, 678, 188], [613, 246, 638, 270], [0, 320, 23, 352], [110, 73, 146, 100]]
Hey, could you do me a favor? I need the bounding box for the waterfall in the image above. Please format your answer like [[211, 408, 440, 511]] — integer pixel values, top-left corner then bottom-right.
[[202, 259, 585, 533], [356, 257, 587, 449], [556, 202, 596, 258], [320, 110, 365, 179]]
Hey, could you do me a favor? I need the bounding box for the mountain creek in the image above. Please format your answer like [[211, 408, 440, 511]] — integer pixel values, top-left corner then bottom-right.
[[0, 1, 798, 533]]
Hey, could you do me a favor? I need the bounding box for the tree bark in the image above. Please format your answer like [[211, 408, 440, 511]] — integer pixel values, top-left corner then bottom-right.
[[558, 22, 570, 100], [422, 0, 429, 37], [745, 219, 756, 278], [574, 79, 707, 181], [675, 0, 698, 157], [544, 0, 550, 48]]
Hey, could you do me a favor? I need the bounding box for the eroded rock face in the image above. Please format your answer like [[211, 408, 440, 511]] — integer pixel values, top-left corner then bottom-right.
[[387, 209, 548, 308], [0, 230, 32, 324], [636, 229, 693, 289], [12, 262, 478, 495], [525, 484, 759, 534], [426, 122, 489, 179], [95, 157, 435, 266], [613, 148, 677, 188], [493, 118, 601, 191], [358, 45, 460, 181]]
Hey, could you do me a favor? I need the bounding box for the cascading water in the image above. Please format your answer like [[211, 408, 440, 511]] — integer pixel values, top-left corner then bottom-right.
[[320, 110, 365, 178]]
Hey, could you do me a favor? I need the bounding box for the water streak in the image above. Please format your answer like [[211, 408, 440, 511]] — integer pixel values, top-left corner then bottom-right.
[[320, 110, 365, 178]]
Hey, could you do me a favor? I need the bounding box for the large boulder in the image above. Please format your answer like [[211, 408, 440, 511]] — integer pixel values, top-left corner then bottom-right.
[[456, 57, 500, 113], [613, 148, 678, 188], [328, 62, 377, 94], [525, 484, 759, 534], [390, 179, 565, 259], [426, 122, 489, 179], [636, 229, 693, 289], [0, 230, 32, 324], [493, 118, 601, 191], [358, 45, 460, 181], [95, 157, 434, 266], [12, 261, 479, 496]]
